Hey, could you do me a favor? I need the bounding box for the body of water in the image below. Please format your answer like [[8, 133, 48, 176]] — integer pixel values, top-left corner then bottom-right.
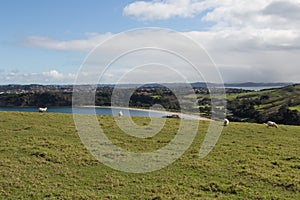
[[0, 106, 208, 120], [0, 107, 172, 118]]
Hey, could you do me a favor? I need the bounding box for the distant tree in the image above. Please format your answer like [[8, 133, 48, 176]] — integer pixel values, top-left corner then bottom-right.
[[227, 98, 261, 122], [268, 105, 300, 125], [260, 94, 269, 101]]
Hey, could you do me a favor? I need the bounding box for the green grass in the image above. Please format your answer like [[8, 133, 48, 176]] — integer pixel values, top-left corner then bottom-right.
[[225, 90, 264, 100], [290, 105, 300, 112], [151, 95, 162, 99], [1, 112, 300, 199]]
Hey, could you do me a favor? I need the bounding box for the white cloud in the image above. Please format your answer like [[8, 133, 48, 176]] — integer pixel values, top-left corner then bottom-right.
[[123, 0, 207, 20], [123, 0, 300, 31], [42, 70, 64, 79], [19, 27, 300, 83], [201, 0, 300, 31], [0, 69, 76, 84], [24, 33, 113, 51]]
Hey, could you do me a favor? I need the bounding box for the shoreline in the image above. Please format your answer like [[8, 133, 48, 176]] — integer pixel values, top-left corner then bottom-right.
[[0, 106, 212, 121], [79, 105, 212, 121]]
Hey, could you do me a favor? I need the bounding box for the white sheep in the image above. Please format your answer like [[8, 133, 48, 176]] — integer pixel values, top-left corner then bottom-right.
[[223, 119, 229, 126], [118, 111, 123, 117], [266, 121, 278, 128], [38, 107, 47, 112]]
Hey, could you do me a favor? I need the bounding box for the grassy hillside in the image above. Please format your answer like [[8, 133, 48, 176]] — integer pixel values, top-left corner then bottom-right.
[[228, 84, 300, 112], [0, 112, 299, 199], [227, 84, 300, 124]]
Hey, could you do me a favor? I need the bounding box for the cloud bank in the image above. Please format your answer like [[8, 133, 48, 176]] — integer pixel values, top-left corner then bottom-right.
[[123, 0, 300, 30]]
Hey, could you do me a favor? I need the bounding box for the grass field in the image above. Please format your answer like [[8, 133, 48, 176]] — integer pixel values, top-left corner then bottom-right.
[[290, 106, 300, 112], [0, 112, 299, 199]]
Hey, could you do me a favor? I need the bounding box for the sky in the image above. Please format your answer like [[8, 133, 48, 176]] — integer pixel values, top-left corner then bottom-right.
[[1, 0, 300, 84]]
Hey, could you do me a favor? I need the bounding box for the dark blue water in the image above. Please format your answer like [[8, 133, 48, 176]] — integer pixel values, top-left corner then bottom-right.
[[0, 107, 166, 118]]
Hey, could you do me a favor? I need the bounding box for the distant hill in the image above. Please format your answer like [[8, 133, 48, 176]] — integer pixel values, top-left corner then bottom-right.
[[193, 82, 293, 88], [113, 82, 293, 89], [227, 84, 300, 125], [0, 82, 294, 90], [224, 82, 293, 87]]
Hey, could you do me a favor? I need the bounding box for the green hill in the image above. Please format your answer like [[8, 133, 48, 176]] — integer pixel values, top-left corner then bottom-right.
[[227, 84, 300, 125], [0, 112, 299, 199]]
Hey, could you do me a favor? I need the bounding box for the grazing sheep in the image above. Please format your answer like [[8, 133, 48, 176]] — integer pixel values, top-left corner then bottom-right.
[[266, 121, 278, 128], [118, 111, 123, 117], [223, 119, 229, 126], [38, 107, 47, 112]]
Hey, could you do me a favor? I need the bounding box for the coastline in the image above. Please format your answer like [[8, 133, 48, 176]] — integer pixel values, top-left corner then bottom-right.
[[0, 105, 212, 121], [79, 105, 212, 121]]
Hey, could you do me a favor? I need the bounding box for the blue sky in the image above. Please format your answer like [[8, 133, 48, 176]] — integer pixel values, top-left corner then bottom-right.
[[1, 0, 300, 84], [1, 1, 133, 73]]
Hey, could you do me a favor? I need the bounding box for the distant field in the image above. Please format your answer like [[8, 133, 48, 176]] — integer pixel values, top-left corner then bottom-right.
[[0, 112, 299, 199]]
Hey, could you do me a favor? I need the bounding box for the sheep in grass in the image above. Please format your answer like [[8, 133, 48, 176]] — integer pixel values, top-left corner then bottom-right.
[[118, 111, 123, 117], [38, 107, 47, 112], [223, 119, 229, 126], [266, 121, 278, 128]]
